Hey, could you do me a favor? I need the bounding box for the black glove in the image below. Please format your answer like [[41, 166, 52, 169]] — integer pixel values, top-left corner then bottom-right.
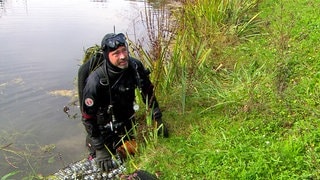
[[95, 149, 119, 172], [156, 118, 169, 138], [153, 107, 168, 138]]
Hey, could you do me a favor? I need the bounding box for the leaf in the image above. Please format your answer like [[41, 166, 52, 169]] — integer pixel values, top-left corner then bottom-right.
[[1, 171, 20, 180]]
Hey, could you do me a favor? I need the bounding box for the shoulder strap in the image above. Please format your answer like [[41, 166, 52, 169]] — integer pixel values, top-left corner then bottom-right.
[[129, 57, 143, 91], [97, 61, 109, 86]]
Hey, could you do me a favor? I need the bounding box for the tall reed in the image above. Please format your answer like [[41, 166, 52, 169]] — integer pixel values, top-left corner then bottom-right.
[[166, 0, 262, 112], [129, 0, 262, 111]]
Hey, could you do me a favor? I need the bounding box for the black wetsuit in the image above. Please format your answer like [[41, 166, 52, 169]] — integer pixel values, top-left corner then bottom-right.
[[79, 56, 161, 153]]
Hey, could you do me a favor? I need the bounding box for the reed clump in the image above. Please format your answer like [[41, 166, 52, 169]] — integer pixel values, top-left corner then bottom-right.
[[130, 0, 262, 112]]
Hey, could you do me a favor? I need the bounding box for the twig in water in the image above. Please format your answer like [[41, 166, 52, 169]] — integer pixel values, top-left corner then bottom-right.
[[5, 155, 19, 169], [0, 143, 13, 149]]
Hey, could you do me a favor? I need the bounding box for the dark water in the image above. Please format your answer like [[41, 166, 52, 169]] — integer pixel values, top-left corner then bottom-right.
[[0, 0, 158, 177]]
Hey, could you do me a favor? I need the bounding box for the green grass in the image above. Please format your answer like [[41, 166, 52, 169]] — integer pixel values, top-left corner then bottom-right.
[[129, 0, 320, 179]]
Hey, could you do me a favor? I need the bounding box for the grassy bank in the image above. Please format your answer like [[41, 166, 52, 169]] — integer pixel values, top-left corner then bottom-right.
[[132, 0, 320, 179]]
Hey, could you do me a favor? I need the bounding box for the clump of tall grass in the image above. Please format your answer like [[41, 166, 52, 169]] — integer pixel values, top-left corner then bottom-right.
[[128, 1, 178, 92], [129, 0, 262, 113], [167, 0, 262, 112]]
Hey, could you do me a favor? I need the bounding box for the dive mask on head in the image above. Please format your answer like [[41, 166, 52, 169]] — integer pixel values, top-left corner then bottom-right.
[[101, 33, 126, 52]]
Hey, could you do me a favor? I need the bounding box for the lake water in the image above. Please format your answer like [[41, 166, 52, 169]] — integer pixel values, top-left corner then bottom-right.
[[0, 0, 161, 177]]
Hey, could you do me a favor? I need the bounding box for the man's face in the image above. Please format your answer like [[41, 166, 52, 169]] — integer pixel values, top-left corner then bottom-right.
[[108, 46, 129, 69]]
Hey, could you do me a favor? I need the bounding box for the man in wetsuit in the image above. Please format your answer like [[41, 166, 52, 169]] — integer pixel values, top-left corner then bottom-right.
[[79, 33, 168, 172]]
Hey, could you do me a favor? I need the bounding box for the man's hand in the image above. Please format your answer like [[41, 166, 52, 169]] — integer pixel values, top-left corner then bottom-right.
[[153, 107, 169, 138], [95, 149, 119, 172]]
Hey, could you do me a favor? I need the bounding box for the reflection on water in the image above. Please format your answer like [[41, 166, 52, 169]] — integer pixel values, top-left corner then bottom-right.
[[0, 0, 28, 17], [0, 0, 6, 17], [0, 0, 165, 178]]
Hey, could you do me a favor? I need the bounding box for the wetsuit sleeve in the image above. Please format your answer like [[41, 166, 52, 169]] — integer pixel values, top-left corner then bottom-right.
[[81, 74, 105, 149], [82, 74, 100, 119], [78, 59, 91, 110]]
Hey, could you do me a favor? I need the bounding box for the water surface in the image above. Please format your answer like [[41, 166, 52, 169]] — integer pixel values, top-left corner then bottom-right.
[[0, 0, 155, 177]]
